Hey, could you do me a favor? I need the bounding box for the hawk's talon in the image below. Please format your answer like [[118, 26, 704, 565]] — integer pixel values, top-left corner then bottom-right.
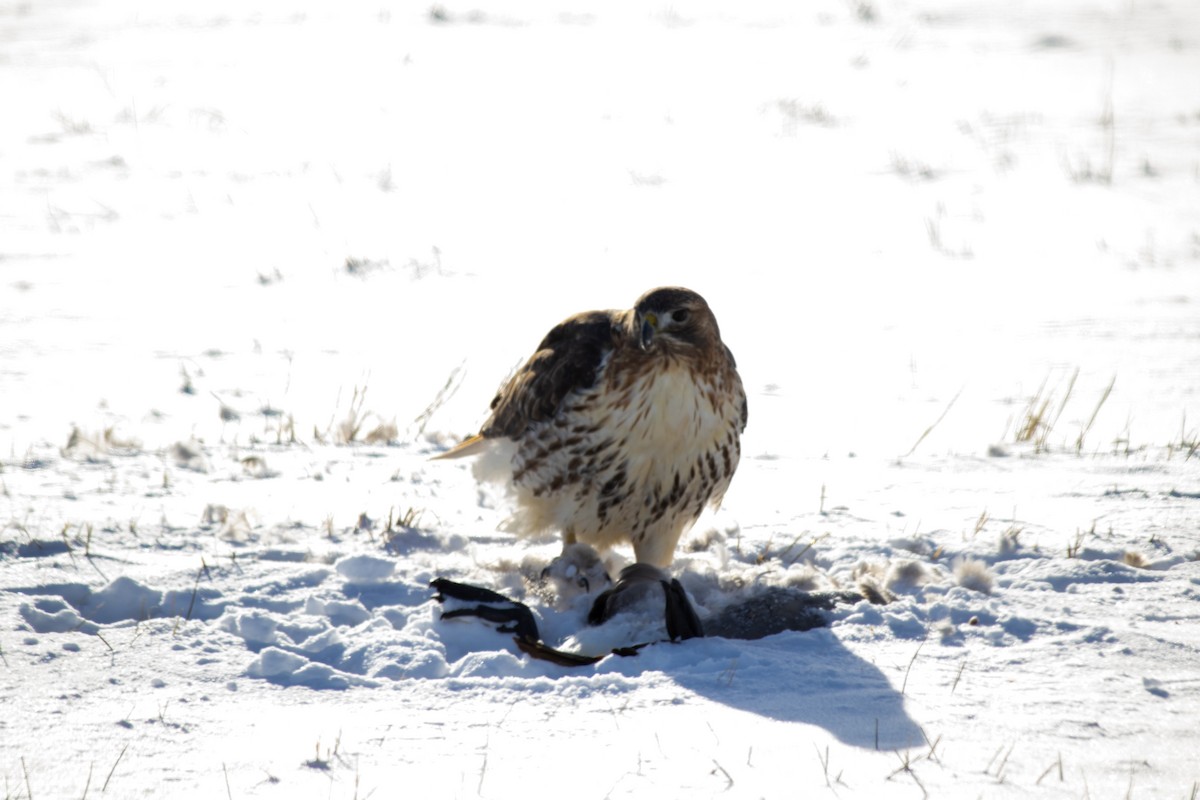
[[586, 563, 703, 640], [541, 543, 612, 606]]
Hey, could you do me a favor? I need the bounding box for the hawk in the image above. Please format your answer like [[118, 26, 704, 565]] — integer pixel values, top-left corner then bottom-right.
[[436, 286, 747, 569]]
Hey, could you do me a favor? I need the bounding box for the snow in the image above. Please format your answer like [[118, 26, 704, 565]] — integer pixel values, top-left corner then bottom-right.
[[2, 0, 1200, 797]]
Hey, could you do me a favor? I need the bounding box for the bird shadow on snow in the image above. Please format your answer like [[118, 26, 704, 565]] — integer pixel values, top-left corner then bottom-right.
[[600, 628, 924, 751]]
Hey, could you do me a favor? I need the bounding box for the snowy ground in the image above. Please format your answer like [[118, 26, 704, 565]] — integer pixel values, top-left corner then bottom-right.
[[3, 0, 1199, 797]]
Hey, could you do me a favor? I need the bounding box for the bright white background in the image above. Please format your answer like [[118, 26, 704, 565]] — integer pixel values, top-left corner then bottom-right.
[[2, 0, 1198, 797]]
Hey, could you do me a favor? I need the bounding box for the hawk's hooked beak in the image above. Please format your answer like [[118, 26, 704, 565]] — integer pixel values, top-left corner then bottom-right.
[[639, 312, 658, 350]]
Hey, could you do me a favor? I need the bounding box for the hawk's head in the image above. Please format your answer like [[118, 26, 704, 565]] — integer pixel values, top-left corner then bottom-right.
[[631, 286, 722, 358]]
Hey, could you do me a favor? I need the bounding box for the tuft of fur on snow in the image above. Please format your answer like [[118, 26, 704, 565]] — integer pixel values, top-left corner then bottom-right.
[[1122, 550, 1150, 569], [953, 557, 994, 594], [885, 559, 931, 592], [857, 577, 892, 605], [888, 536, 938, 557], [935, 619, 959, 641], [684, 525, 727, 553], [852, 562, 892, 603], [780, 564, 821, 592], [998, 526, 1024, 556], [851, 558, 932, 601]]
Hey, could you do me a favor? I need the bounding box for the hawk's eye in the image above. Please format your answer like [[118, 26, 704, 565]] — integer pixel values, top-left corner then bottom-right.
[[671, 309, 690, 324]]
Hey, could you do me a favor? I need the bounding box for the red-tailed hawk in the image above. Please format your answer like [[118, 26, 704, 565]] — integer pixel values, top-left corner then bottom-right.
[[436, 286, 747, 569]]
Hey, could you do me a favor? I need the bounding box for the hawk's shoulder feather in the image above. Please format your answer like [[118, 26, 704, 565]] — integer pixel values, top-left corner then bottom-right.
[[481, 309, 620, 440]]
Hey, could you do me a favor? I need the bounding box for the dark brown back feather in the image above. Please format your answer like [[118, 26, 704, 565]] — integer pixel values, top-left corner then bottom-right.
[[481, 310, 620, 440]]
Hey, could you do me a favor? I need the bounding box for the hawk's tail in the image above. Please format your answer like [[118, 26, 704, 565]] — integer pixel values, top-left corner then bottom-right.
[[429, 434, 489, 460]]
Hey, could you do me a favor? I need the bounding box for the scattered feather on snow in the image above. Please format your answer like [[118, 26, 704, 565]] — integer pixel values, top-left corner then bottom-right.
[[953, 557, 995, 594]]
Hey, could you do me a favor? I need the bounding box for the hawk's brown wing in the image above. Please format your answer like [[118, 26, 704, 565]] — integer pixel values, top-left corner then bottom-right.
[[481, 309, 619, 440]]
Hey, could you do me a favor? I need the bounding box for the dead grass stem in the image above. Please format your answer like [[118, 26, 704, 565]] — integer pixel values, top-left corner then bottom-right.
[[412, 363, 466, 438], [1076, 375, 1116, 454], [903, 388, 963, 458]]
